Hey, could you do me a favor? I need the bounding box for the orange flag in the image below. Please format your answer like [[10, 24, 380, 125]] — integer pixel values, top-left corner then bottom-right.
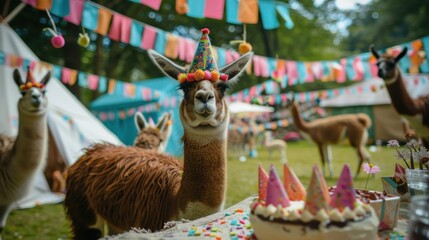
[[95, 8, 113, 36], [238, 0, 259, 24], [164, 33, 179, 59], [35, 0, 52, 10]]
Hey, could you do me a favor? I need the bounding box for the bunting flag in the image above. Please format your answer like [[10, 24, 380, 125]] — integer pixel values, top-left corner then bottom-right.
[[0, 50, 162, 102], [21, 0, 429, 86]]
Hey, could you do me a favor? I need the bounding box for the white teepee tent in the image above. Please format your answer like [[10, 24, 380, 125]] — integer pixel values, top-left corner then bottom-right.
[[0, 23, 123, 208]]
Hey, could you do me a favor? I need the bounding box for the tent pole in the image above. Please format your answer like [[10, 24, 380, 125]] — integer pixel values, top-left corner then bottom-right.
[[2, 2, 26, 24], [1, 0, 11, 19]]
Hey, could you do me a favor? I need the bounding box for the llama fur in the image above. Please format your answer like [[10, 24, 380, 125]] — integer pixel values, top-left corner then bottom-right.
[[64, 50, 253, 239], [371, 46, 429, 148], [0, 69, 50, 237], [288, 95, 371, 177]]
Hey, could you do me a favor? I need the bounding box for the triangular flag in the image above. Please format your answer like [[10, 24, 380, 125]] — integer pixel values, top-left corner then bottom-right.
[[330, 165, 357, 211], [258, 164, 269, 202], [304, 165, 330, 215], [283, 163, 306, 201], [266, 165, 290, 207]]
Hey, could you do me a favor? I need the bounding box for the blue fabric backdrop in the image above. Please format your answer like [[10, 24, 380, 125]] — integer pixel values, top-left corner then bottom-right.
[[90, 77, 184, 156]]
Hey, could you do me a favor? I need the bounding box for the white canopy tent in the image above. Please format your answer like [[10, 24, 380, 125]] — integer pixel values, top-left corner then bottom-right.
[[0, 23, 123, 208], [229, 101, 274, 113]]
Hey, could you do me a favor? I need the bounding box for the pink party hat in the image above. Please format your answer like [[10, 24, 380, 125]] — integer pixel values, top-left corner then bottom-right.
[[266, 165, 290, 207], [283, 163, 307, 200], [330, 164, 356, 211], [258, 164, 269, 202], [304, 165, 331, 215], [176, 28, 229, 83]]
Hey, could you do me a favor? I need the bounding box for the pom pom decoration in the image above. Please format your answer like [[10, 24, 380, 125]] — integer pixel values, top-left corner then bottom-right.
[[211, 71, 220, 81], [238, 42, 253, 55], [177, 73, 187, 83], [44, 9, 65, 48], [195, 69, 205, 81], [78, 26, 90, 48]]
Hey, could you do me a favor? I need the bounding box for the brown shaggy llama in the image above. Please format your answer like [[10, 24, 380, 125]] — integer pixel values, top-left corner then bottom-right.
[[64, 49, 253, 238], [0, 69, 50, 237], [287, 94, 371, 178], [133, 111, 172, 152], [370, 46, 429, 148]]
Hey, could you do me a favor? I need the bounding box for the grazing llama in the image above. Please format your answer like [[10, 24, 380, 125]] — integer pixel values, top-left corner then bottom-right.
[[133, 111, 172, 152], [64, 28, 253, 239], [0, 69, 50, 237], [287, 94, 371, 178], [263, 131, 287, 163], [370, 46, 429, 148]]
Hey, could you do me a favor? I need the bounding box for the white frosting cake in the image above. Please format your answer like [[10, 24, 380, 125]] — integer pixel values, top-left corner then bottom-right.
[[250, 164, 380, 240], [250, 199, 379, 240]]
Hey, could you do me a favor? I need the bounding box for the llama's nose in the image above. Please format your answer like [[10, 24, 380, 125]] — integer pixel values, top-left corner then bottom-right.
[[31, 93, 42, 106], [195, 91, 214, 104]]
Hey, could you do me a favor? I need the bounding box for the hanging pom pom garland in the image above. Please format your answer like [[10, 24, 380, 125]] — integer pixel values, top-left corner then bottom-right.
[[230, 24, 253, 55], [43, 9, 65, 48], [77, 26, 90, 48]]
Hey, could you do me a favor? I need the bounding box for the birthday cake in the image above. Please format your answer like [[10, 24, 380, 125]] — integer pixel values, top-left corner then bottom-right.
[[250, 164, 379, 240]]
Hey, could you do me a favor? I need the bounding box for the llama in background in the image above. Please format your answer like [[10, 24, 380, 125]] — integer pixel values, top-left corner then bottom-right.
[[263, 131, 287, 163], [133, 111, 172, 152], [370, 46, 429, 148], [0, 69, 50, 238], [287, 93, 371, 178], [64, 28, 253, 239]]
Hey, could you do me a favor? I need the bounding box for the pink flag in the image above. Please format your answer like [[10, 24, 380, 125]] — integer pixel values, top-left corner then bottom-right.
[[22, 0, 36, 7], [178, 37, 187, 61], [87, 74, 99, 90], [109, 14, 124, 41], [141, 26, 157, 50], [353, 56, 364, 80], [61, 67, 71, 84], [185, 38, 196, 63], [141, 0, 162, 10], [120, 16, 132, 43], [253, 56, 261, 76], [336, 58, 347, 83], [64, 0, 85, 25], [204, 0, 225, 20], [286, 61, 298, 85]]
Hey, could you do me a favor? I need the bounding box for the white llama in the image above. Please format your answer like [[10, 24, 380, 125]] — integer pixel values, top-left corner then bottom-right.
[[263, 130, 287, 163], [0, 69, 51, 238]]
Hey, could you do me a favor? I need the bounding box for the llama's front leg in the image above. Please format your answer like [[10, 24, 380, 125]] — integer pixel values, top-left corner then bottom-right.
[[326, 145, 334, 178], [0, 205, 12, 240], [355, 146, 371, 178], [317, 144, 330, 177]]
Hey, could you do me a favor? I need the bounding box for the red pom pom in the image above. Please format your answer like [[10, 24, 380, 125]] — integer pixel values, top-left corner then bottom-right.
[[201, 28, 210, 34]]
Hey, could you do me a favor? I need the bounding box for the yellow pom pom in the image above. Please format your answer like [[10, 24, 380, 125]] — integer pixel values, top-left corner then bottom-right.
[[177, 73, 187, 83], [195, 69, 204, 81], [26, 82, 33, 88], [238, 42, 252, 55], [211, 71, 220, 81], [35, 82, 41, 88]]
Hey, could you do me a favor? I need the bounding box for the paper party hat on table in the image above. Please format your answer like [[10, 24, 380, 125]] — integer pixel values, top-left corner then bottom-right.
[[266, 165, 290, 207], [258, 164, 269, 202], [330, 164, 357, 211], [304, 165, 331, 215], [176, 28, 229, 83], [283, 163, 306, 200]]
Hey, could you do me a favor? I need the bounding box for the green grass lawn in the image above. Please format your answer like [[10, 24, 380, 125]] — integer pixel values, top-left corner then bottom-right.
[[3, 141, 396, 239]]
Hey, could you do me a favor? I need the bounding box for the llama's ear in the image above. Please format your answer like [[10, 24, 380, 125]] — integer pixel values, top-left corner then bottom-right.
[[156, 112, 170, 132], [147, 49, 186, 80], [134, 112, 148, 131], [395, 47, 408, 63], [40, 71, 51, 86], [370, 45, 380, 59], [13, 69, 24, 87], [220, 52, 253, 86]]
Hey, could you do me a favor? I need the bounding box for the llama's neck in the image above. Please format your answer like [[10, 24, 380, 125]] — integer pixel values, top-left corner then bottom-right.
[[12, 103, 48, 174], [177, 129, 227, 219], [291, 103, 310, 132], [385, 68, 421, 115]]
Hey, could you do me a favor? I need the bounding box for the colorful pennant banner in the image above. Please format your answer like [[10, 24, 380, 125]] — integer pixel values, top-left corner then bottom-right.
[[0, 50, 161, 101], [22, 0, 429, 85]]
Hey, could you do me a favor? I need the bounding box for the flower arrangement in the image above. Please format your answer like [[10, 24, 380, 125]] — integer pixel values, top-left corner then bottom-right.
[[362, 162, 380, 190], [387, 139, 429, 170]]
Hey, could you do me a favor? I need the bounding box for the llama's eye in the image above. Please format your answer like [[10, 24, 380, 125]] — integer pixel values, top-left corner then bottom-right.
[[208, 96, 214, 100]]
